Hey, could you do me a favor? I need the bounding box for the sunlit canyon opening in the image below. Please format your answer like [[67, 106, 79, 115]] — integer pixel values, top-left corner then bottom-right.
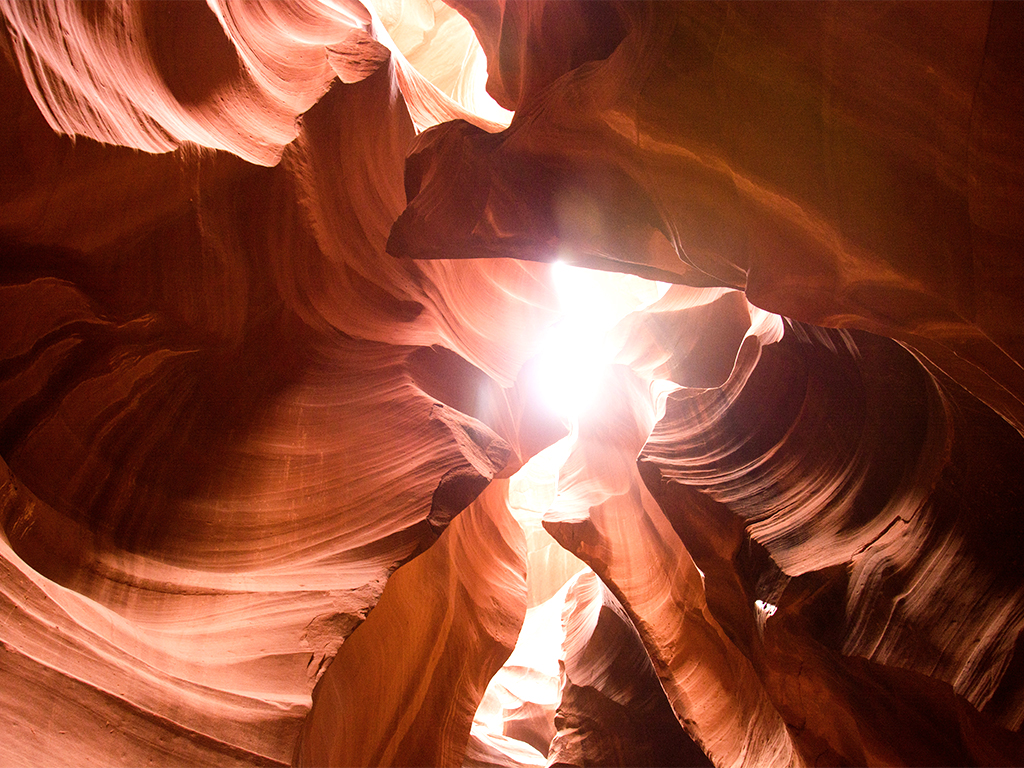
[[2, 1, 1024, 767]]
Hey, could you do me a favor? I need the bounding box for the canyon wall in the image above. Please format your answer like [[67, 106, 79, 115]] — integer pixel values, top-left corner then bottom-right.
[[1, 2, 1023, 766]]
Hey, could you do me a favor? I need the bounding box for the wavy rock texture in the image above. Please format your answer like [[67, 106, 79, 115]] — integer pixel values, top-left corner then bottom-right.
[[641, 325, 1024, 760], [543, 364, 800, 768], [1, 1, 1024, 767], [294, 480, 528, 767], [391, 1, 1024, 437], [549, 569, 712, 768]]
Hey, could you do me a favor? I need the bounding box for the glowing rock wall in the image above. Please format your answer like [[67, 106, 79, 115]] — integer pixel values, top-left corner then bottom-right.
[[1, 1, 1023, 766]]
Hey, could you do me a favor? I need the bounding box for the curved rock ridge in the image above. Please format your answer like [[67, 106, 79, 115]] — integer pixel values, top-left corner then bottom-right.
[[1, 0, 360, 164], [0, 6, 559, 764], [464, 567, 714, 768], [549, 569, 712, 768], [295, 479, 528, 767], [0, 1, 1023, 767], [542, 363, 800, 768], [0, 0, 507, 165], [367, 0, 513, 130], [642, 325, 1024, 734], [0, 455, 305, 768], [466, 577, 568, 768], [388, 1, 1024, 439], [641, 468, 1024, 768]]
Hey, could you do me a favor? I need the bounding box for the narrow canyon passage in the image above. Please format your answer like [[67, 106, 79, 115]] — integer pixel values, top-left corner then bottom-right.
[[2, 1, 1024, 766]]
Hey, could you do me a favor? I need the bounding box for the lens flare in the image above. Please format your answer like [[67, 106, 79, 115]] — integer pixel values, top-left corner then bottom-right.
[[534, 319, 604, 418], [533, 261, 668, 419]]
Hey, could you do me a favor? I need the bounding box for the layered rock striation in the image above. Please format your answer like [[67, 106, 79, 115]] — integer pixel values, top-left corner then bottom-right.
[[1, 1, 1023, 766]]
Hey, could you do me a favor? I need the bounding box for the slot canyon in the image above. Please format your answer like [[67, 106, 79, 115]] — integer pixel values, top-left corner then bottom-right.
[[1, 1, 1024, 766]]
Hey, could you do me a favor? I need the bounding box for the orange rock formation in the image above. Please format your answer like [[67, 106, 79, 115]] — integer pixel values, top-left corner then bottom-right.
[[1, 1, 1023, 766]]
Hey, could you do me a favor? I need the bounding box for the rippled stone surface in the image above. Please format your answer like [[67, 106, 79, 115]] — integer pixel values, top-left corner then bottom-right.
[[1, 1, 1023, 766]]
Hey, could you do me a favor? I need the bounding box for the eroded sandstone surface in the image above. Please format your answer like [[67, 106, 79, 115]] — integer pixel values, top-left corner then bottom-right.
[[1, 2, 1023, 766]]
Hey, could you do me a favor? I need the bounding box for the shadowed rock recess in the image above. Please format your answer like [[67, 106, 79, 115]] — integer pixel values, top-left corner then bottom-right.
[[1, 1, 1023, 766]]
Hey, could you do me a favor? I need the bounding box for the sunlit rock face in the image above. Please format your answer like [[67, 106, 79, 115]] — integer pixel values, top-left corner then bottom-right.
[[1, 1, 1023, 766]]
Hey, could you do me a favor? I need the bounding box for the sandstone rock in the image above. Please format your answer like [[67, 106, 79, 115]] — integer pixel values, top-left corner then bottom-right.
[[1, 2, 1023, 766]]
